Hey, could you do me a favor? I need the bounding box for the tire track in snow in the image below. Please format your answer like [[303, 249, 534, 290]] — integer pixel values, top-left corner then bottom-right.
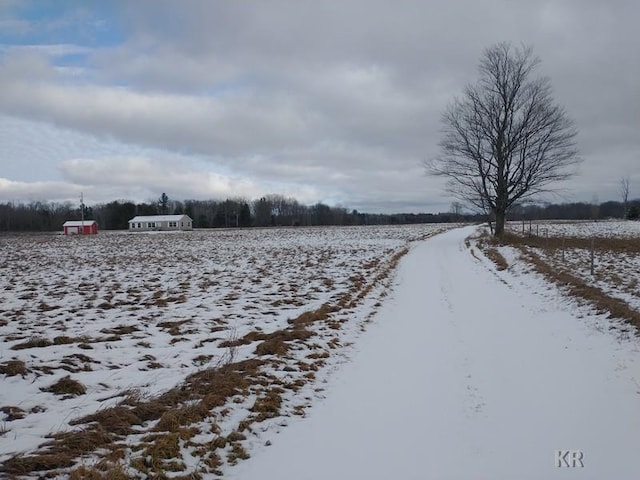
[[435, 236, 487, 419]]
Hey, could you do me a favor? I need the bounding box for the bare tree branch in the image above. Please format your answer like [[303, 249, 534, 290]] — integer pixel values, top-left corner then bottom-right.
[[427, 42, 580, 235], [620, 176, 630, 218]]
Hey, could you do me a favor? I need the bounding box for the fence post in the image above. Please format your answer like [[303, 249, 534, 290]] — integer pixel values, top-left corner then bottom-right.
[[561, 236, 565, 262], [590, 238, 595, 275]]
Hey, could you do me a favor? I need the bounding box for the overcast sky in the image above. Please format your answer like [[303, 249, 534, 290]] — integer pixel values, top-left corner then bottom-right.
[[0, 0, 638, 213]]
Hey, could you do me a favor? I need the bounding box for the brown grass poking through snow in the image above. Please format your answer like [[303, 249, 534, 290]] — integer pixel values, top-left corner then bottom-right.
[[44, 427, 114, 456], [68, 464, 135, 480], [475, 234, 509, 271], [288, 303, 339, 328], [0, 225, 450, 478], [42, 376, 87, 397], [1, 405, 26, 421], [53, 335, 92, 345], [496, 232, 640, 332], [10, 336, 53, 350], [220, 321, 316, 357], [70, 405, 143, 436], [140, 432, 183, 472], [1, 452, 75, 475], [502, 232, 640, 254], [227, 442, 250, 465], [157, 319, 192, 336], [0, 359, 29, 377], [250, 388, 283, 422], [3, 358, 267, 477], [99, 324, 139, 336], [255, 328, 314, 356]]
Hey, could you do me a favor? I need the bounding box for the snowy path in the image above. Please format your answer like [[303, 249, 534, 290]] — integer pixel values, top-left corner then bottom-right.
[[228, 226, 640, 480]]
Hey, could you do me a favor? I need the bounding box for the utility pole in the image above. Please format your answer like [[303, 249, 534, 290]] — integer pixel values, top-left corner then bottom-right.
[[80, 192, 84, 235]]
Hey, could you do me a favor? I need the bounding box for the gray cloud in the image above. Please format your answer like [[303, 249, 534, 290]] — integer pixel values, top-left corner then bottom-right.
[[0, 0, 639, 212]]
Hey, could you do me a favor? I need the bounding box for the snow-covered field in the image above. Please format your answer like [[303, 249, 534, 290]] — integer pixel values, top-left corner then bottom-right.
[[508, 218, 640, 238], [2, 222, 639, 479], [0, 224, 451, 477], [230, 226, 640, 480], [505, 220, 640, 312]]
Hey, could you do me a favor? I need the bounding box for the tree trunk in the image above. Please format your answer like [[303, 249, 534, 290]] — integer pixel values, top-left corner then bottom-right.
[[494, 210, 506, 236], [486, 211, 494, 235]]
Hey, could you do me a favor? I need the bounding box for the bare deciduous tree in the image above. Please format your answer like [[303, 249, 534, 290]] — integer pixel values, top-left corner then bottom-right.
[[450, 201, 463, 216], [428, 42, 580, 236], [620, 176, 630, 218]]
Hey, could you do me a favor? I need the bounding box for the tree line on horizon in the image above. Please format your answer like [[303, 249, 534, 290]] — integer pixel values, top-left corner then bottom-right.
[[0, 193, 637, 233], [0, 194, 477, 232]]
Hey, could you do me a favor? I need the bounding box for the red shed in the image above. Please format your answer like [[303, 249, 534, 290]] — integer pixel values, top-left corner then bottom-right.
[[63, 220, 99, 235]]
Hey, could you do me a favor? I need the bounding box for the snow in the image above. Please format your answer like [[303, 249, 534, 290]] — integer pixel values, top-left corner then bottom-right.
[[0, 224, 451, 472], [508, 219, 640, 238], [62, 221, 98, 227], [505, 219, 640, 313], [128, 214, 190, 222], [1, 224, 639, 478], [228, 226, 640, 480]]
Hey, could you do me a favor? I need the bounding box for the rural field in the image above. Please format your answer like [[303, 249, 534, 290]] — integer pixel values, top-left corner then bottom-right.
[[1, 220, 639, 479], [501, 220, 640, 322], [229, 223, 640, 480], [0, 224, 452, 478]]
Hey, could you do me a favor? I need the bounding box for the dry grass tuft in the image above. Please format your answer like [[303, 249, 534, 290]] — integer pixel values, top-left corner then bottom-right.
[[54, 335, 91, 345], [1, 453, 75, 475], [192, 354, 213, 366], [218, 303, 340, 358], [1, 405, 26, 421], [486, 247, 509, 270], [226, 430, 246, 442], [0, 359, 29, 377], [250, 388, 283, 422], [153, 404, 209, 432], [157, 319, 191, 336], [254, 329, 313, 356], [476, 235, 509, 271], [227, 442, 250, 464], [38, 301, 58, 312], [42, 376, 87, 397], [190, 359, 263, 406], [11, 336, 53, 350], [100, 325, 139, 335], [142, 432, 181, 460], [288, 303, 338, 328], [69, 464, 135, 480], [222, 327, 314, 357], [71, 406, 142, 436], [45, 426, 113, 455]]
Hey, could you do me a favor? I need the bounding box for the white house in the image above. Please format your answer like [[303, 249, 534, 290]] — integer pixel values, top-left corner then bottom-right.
[[128, 214, 193, 231]]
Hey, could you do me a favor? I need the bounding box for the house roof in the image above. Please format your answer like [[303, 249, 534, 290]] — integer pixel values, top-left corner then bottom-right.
[[128, 215, 192, 223], [63, 220, 97, 227]]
